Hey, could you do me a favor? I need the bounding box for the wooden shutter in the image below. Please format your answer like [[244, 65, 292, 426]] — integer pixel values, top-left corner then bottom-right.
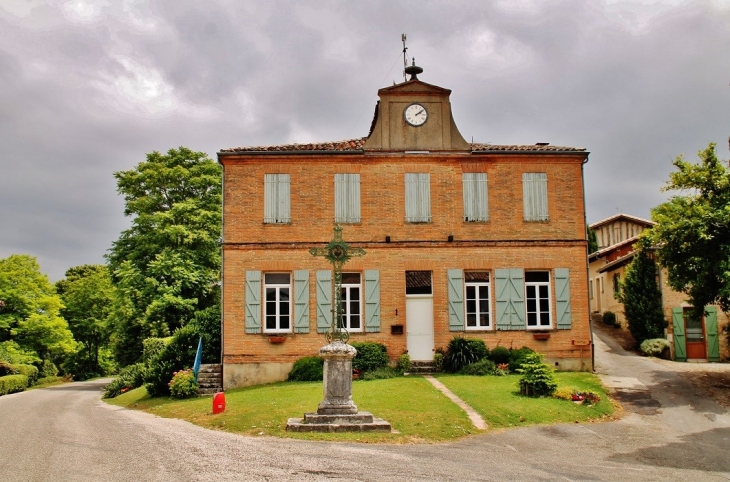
[[554, 268, 572, 330], [244, 271, 261, 334], [706, 306, 720, 362], [447, 269, 465, 331], [522, 173, 548, 221], [462, 173, 488, 222], [364, 270, 381, 333], [495, 268, 525, 330], [277, 174, 290, 223], [264, 174, 276, 223], [405, 173, 431, 222], [334, 174, 361, 223], [316, 270, 332, 333], [293, 270, 310, 333], [264, 174, 290, 223], [672, 307, 686, 361]]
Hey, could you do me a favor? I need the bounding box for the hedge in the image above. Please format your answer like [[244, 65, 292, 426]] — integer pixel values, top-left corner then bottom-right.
[[0, 375, 29, 395]]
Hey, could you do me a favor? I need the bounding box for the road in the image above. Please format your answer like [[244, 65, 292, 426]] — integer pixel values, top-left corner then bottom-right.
[[1, 330, 728, 481]]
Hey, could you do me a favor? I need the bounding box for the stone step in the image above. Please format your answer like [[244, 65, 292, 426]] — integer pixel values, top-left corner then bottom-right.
[[198, 388, 221, 395], [198, 364, 222, 373], [197, 372, 222, 380]]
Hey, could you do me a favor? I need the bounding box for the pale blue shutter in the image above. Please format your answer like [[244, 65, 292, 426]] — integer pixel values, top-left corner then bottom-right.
[[463, 173, 488, 222], [264, 174, 290, 223], [264, 174, 276, 223], [405, 173, 431, 222], [522, 173, 548, 221], [245, 271, 261, 334], [316, 270, 332, 333], [672, 307, 686, 361], [495, 268, 525, 330], [335, 174, 361, 223], [706, 306, 720, 362], [364, 270, 381, 333], [278, 174, 290, 223], [447, 269, 465, 331], [293, 270, 310, 333], [554, 268, 571, 330]]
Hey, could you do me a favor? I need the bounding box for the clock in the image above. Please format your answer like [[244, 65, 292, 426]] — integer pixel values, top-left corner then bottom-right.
[[404, 103, 428, 127]]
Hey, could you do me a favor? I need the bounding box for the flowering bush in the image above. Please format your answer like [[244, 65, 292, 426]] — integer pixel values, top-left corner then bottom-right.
[[168, 369, 198, 399]]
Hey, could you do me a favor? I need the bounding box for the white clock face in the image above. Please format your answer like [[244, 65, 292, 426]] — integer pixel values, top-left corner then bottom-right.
[[404, 103, 428, 127]]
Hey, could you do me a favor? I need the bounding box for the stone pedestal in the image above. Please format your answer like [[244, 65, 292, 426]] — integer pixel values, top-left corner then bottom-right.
[[286, 341, 392, 433]]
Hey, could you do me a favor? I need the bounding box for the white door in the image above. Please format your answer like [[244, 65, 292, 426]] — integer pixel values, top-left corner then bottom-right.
[[406, 296, 434, 361]]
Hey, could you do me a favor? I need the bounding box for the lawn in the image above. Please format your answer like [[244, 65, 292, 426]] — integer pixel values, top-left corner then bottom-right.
[[107, 372, 614, 443]]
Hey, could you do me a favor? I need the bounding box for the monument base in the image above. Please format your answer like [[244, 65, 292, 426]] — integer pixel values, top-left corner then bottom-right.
[[285, 411, 392, 432]]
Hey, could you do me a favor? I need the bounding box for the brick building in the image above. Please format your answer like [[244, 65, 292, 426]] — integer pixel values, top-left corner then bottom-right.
[[218, 67, 592, 389]]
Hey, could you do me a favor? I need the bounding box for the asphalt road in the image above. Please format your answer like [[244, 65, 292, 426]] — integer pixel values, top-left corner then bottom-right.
[[1, 331, 729, 482]]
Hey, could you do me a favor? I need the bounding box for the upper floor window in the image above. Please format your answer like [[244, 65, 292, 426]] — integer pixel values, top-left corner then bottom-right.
[[334, 173, 361, 223], [465, 271, 491, 329], [264, 273, 291, 332], [522, 172, 548, 222], [339, 272, 362, 331], [525, 271, 551, 328], [463, 173, 489, 222], [264, 174, 290, 224], [405, 173, 431, 223]]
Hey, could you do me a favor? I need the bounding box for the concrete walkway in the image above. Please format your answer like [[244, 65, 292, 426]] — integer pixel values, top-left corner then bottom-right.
[[423, 375, 488, 430]]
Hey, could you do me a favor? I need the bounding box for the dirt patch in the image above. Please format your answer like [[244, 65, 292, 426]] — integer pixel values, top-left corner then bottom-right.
[[594, 321, 730, 410]]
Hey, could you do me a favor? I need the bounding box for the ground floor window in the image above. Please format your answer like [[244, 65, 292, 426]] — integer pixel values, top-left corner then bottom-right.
[[339, 272, 362, 331], [265, 273, 291, 332], [525, 271, 551, 328], [465, 271, 490, 329]]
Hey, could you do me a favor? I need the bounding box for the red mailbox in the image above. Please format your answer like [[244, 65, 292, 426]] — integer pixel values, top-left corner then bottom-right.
[[212, 392, 226, 414]]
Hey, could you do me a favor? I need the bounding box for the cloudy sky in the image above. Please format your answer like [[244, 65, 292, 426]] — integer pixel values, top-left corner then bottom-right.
[[1, 0, 729, 281]]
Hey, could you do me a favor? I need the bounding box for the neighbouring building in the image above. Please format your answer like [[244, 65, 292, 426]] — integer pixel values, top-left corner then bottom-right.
[[218, 65, 593, 389], [588, 214, 729, 361]]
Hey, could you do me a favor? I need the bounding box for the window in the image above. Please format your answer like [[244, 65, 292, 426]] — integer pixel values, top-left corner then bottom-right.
[[589, 279, 594, 299], [613, 273, 621, 295], [525, 271, 551, 328], [339, 272, 362, 331], [465, 271, 491, 329], [522, 173, 548, 221], [264, 174, 290, 224], [406, 270, 432, 295], [463, 173, 488, 222], [405, 173, 431, 222], [264, 273, 291, 332], [334, 174, 361, 223]]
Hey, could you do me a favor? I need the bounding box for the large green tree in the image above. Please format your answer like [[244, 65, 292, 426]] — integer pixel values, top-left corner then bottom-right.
[[107, 147, 222, 366], [617, 241, 666, 345], [56, 265, 115, 378], [0, 255, 76, 366], [647, 143, 730, 320]]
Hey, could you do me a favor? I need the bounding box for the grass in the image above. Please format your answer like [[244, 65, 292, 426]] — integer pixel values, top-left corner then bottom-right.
[[104, 372, 614, 443]]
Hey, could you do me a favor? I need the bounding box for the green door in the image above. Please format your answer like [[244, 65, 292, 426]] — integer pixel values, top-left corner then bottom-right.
[[672, 307, 686, 362], [706, 306, 720, 362]]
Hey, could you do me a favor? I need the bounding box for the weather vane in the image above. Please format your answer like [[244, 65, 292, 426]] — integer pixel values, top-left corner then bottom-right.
[[402, 33, 408, 82], [310, 225, 365, 343]]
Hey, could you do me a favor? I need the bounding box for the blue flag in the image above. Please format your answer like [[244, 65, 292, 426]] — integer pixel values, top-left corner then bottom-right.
[[193, 336, 203, 382]]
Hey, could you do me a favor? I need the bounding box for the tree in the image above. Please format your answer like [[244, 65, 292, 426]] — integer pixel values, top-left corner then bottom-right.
[[587, 226, 598, 254], [56, 265, 115, 378], [647, 143, 730, 321], [0, 255, 76, 366], [107, 147, 222, 366], [618, 240, 666, 345]]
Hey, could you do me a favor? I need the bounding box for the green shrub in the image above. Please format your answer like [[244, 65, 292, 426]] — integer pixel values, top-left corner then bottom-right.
[[444, 337, 484, 372], [143, 337, 170, 363], [640, 338, 670, 358], [489, 345, 510, 365], [396, 353, 412, 374], [40, 360, 58, 378], [0, 361, 17, 376], [13, 364, 38, 386], [35, 376, 63, 386], [466, 339, 489, 360], [433, 352, 444, 372], [350, 342, 389, 373], [0, 374, 29, 395], [168, 369, 198, 399], [103, 363, 146, 399], [518, 352, 557, 397], [362, 367, 398, 380], [552, 386, 580, 401], [602, 311, 617, 326], [144, 324, 201, 397], [288, 356, 324, 381], [507, 347, 534, 373], [460, 358, 496, 376]]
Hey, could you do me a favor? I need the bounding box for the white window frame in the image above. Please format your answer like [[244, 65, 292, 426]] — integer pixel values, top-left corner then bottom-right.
[[464, 271, 491, 330], [525, 271, 552, 329], [522, 172, 548, 222], [264, 273, 292, 333], [334, 173, 361, 223], [264, 174, 291, 224], [339, 273, 362, 332], [405, 173, 431, 223], [462, 173, 489, 222]]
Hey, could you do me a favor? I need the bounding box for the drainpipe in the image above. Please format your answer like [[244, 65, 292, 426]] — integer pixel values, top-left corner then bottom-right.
[[581, 154, 595, 371]]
